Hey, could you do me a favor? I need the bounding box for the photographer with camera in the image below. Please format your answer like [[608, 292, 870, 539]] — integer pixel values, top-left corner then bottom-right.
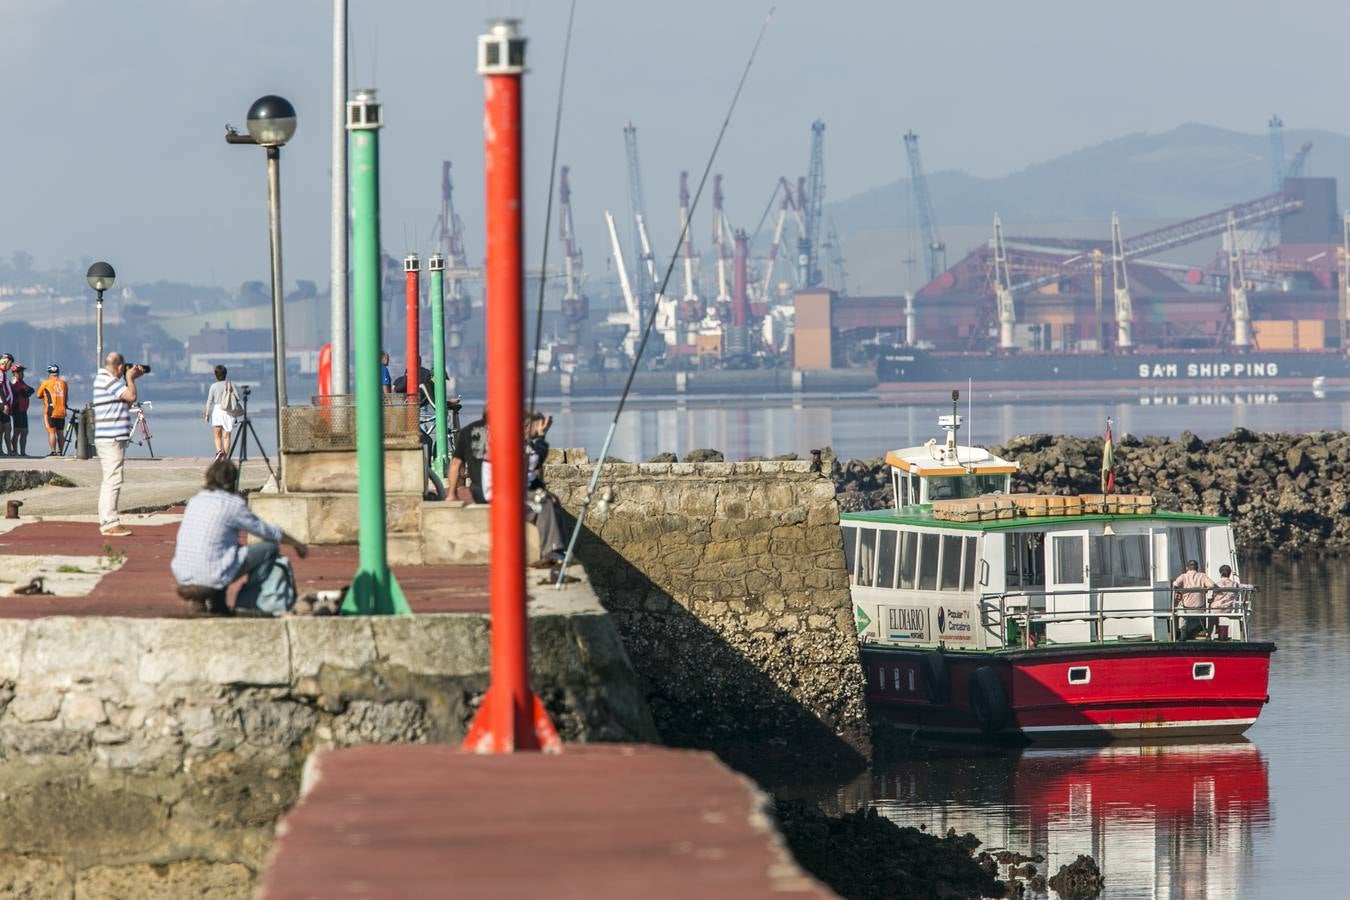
[[93, 352, 148, 537]]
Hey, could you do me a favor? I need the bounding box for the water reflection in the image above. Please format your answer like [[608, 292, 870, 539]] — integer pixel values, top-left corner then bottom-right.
[[791, 741, 1269, 900]]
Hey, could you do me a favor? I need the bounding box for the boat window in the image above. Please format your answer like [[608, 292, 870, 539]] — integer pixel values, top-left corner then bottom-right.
[[962, 536, 977, 590], [939, 535, 963, 591], [908, 669, 916, 692], [892, 667, 901, 690], [1053, 535, 1085, 585], [1167, 527, 1207, 580], [927, 472, 1009, 502], [842, 525, 857, 583], [1068, 666, 1090, 684], [876, 529, 898, 589], [858, 528, 877, 587], [1090, 534, 1151, 588], [1005, 533, 1045, 588], [1193, 662, 1214, 680], [918, 533, 940, 591], [898, 531, 919, 589], [894, 471, 910, 508]]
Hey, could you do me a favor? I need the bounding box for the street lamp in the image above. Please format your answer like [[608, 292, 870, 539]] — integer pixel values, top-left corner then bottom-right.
[[86, 261, 116, 368], [226, 94, 296, 460]]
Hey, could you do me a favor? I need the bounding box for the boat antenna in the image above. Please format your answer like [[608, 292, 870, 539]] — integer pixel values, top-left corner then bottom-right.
[[947, 389, 960, 461], [967, 377, 974, 472], [528, 0, 578, 415], [555, 6, 776, 588]]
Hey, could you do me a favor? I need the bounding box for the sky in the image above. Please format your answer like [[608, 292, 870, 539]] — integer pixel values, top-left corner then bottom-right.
[[3, 0, 1348, 290]]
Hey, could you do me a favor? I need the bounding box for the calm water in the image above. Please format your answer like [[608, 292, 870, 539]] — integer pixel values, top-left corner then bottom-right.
[[769, 559, 1342, 900], [125, 384, 1350, 462]]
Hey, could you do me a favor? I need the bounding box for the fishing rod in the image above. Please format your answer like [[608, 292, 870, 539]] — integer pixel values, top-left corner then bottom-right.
[[528, 0, 578, 415], [556, 6, 776, 588]]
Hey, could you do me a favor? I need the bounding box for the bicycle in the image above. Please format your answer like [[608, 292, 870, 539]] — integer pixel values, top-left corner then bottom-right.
[[129, 401, 156, 458]]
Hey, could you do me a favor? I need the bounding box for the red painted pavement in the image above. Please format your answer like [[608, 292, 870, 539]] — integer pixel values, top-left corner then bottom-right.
[[257, 743, 827, 900], [0, 517, 490, 618]]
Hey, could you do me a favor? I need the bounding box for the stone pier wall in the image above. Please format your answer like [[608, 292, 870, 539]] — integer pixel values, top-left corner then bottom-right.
[[544, 458, 870, 772], [0, 584, 656, 778]]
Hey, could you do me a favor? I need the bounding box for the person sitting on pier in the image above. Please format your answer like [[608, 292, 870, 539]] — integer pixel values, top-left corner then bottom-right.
[[171, 458, 312, 616], [1172, 559, 1216, 641]]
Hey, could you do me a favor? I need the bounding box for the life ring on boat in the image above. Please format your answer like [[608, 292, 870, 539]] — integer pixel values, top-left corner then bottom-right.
[[969, 666, 1011, 735], [921, 651, 950, 705]]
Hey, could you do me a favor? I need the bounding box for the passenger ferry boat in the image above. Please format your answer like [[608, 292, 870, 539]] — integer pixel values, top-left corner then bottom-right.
[[843, 396, 1274, 740]]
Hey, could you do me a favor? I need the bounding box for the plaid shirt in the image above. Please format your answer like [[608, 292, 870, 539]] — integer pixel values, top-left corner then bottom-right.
[[170, 489, 283, 588]]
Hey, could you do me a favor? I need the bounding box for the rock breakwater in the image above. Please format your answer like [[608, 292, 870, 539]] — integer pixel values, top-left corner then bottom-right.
[[832, 429, 1350, 556]]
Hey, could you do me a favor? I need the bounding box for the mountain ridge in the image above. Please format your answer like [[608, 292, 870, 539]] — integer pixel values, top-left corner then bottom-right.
[[828, 123, 1350, 237]]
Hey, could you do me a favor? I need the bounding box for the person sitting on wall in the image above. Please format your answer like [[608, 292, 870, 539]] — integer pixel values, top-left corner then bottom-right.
[[170, 458, 323, 616], [449, 407, 488, 503], [1172, 559, 1216, 641]]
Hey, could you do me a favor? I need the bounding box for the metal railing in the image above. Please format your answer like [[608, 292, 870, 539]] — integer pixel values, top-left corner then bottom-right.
[[981, 585, 1257, 648], [280, 395, 421, 452]]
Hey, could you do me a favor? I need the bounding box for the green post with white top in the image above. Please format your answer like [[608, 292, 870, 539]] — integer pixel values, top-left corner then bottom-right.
[[428, 253, 449, 475], [341, 88, 410, 617]]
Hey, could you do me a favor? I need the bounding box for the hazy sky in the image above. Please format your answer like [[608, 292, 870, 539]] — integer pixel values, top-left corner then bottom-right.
[[3, 0, 1346, 289]]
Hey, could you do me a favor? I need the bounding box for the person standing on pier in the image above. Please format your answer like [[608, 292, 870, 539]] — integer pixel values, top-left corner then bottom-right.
[[9, 365, 33, 457], [0, 353, 15, 456], [36, 365, 67, 456], [93, 352, 147, 537]]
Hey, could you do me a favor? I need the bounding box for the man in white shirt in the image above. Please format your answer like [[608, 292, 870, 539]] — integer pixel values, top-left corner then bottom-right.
[[92, 352, 146, 536]]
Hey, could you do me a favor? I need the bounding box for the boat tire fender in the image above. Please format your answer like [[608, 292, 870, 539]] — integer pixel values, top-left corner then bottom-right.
[[921, 650, 950, 705], [969, 666, 1011, 734]]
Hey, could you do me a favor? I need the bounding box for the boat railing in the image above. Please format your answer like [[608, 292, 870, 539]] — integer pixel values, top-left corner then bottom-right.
[[980, 585, 1258, 647]]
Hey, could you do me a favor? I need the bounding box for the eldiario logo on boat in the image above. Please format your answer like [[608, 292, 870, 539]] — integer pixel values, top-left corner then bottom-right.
[[938, 606, 973, 643], [885, 606, 929, 642]]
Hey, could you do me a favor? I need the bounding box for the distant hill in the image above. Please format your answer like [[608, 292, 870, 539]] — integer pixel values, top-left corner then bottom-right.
[[828, 123, 1350, 235]]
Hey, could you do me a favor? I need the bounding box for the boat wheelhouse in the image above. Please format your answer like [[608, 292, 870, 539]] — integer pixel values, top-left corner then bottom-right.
[[844, 399, 1274, 740]]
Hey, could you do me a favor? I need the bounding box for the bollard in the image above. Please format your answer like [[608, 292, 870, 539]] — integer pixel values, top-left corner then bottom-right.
[[5, 500, 21, 519], [78, 405, 95, 460]]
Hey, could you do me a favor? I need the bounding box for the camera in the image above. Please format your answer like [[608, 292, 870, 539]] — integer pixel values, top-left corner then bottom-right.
[[130, 363, 152, 374], [240, 385, 251, 397]]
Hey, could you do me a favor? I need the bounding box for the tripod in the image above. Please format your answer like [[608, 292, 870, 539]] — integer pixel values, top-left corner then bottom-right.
[[227, 387, 278, 492]]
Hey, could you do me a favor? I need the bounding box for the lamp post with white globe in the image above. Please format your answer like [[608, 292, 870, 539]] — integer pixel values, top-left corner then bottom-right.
[[86, 261, 116, 369], [226, 94, 297, 453]]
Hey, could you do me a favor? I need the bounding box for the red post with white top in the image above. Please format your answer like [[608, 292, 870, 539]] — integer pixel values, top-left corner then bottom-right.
[[462, 18, 561, 754], [403, 254, 420, 398]]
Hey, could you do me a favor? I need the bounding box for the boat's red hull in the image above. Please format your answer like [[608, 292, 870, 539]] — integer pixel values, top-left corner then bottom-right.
[[862, 642, 1274, 741]]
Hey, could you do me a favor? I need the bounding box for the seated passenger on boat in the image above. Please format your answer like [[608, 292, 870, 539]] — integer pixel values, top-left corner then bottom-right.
[[1172, 559, 1215, 640]]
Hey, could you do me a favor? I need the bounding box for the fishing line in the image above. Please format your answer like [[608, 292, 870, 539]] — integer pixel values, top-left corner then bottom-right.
[[556, 6, 776, 587], [528, 0, 578, 415]]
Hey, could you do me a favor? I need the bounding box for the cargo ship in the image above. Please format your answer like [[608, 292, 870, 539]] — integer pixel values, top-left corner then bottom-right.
[[843, 397, 1274, 740], [876, 346, 1350, 391]]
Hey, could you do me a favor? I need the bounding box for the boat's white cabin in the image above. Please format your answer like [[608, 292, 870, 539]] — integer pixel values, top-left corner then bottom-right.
[[885, 414, 1018, 507], [844, 513, 1245, 650]]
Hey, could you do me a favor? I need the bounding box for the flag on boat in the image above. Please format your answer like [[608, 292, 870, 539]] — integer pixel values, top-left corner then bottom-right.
[[1101, 418, 1115, 493]]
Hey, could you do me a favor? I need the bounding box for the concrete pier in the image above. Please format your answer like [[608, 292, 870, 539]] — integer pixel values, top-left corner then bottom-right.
[[257, 744, 828, 899]]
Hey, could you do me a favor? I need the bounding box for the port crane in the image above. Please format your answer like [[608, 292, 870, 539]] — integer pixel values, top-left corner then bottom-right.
[[712, 174, 734, 313], [623, 123, 656, 323], [605, 210, 677, 358], [824, 217, 847, 295], [800, 120, 826, 287], [761, 177, 805, 299], [433, 161, 473, 348], [992, 214, 1016, 350], [903, 130, 947, 284], [1110, 213, 1133, 349], [558, 165, 588, 346], [677, 171, 704, 328], [1225, 213, 1253, 349]]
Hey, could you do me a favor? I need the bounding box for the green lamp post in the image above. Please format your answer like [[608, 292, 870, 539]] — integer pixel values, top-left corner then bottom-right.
[[341, 87, 410, 616]]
